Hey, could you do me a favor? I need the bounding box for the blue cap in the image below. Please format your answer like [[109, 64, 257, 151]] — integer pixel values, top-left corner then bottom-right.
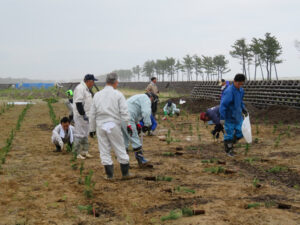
[[84, 74, 98, 81]]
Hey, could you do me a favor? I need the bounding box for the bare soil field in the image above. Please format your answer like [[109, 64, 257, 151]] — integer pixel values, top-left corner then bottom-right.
[[0, 98, 299, 225]]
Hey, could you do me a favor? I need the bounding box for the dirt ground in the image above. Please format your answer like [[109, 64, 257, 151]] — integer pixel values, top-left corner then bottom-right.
[[0, 98, 299, 225]]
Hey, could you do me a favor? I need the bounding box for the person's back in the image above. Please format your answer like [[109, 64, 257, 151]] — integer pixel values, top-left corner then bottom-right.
[[127, 94, 151, 123], [92, 86, 129, 126], [206, 106, 220, 124], [220, 84, 244, 123]]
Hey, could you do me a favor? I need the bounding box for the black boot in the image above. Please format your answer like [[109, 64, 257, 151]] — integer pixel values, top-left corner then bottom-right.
[[104, 165, 114, 179], [120, 163, 130, 177], [233, 135, 242, 144], [224, 140, 234, 157], [54, 145, 61, 152]]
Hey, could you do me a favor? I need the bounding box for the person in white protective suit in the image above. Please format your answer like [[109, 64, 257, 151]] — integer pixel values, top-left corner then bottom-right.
[[89, 73, 132, 179], [121, 93, 153, 167], [51, 117, 74, 152], [73, 74, 97, 159], [163, 99, 180, 116]]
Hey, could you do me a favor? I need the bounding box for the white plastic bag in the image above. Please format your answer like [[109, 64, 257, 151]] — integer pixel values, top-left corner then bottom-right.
[[242, 115, 252, 143]]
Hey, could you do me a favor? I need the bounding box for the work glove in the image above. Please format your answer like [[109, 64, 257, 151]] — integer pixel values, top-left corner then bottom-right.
[[142, 126, 150, 133], [136, 124, 142, 135], [127, 125, 133, 136], [89, 131, 96, 138], [220, 120, 225, 125], [164, 111, 168, 116], [83, 114, 89, 122], [211, 124, 224, 139], [242, 108, 248, 117]]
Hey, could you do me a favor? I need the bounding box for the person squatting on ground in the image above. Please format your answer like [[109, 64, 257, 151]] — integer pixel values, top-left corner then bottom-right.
[[51, 117, 74, 152], [89, 73, 132, 179], [121, 93, 153, 167], [146, 77, 159, 117], [200, 105, 224, 139], [65, 89, 74, 122], [73, 74, 97, 160], [219, 74, 248, 157], [163, 100, 180, 116]]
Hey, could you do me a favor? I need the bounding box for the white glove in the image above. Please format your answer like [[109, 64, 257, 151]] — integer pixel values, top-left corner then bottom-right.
[[220, 120, 225, 125]]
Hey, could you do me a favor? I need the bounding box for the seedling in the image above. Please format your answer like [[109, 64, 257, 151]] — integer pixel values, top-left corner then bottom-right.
[[182, 207, 193, 217], [204, 166, 224, 174], [166, 129, 172, 144], [245, 203, 260, 209], [274, 134, 281, 148], [255, 118, 259, 135], [264, 201, 276, 208], [175, 186, 195, 194], [156, 176, 173, 182], [162, 152, 174, 157], [71, 163, 78, 170], [252, 178, 260, 188], [84, 170, 95, 198], [78, 205, 93, 215], [189, 124, 193, 135], [161, 209, 182, 221], [272, 124, 277, 134], [286, 125, 291, 138], [201, 158, 217, 164], [244, 143, 250, 156], [267, 166, 287, 173], [66, 144, 73, 153], [244, 157, 259, 164], [78, 162, 84, 184]]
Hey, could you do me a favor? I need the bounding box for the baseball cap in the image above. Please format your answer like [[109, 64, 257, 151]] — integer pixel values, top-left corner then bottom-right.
[[84, 74, 98, 81]]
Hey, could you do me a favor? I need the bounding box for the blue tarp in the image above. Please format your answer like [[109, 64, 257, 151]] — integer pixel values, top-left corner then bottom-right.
[[16, 83, 55, 89]]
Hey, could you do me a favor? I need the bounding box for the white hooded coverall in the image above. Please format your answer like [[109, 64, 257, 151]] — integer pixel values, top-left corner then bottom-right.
[[121, 94, 152, 150], [89, 86, 130, 165], [73, 81, 93, 155]]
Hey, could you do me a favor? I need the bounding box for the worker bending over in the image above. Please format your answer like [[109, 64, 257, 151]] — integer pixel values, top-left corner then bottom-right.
[[200, 106, 224, 139], [121, 93, 153, 167], [52, 117, 74, 152]]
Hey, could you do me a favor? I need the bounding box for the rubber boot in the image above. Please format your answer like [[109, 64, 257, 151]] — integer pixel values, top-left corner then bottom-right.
[[54, 144, 61, 152], [133, 147, 150, 167], [104, 165, 114, 179], [233, 135, 242, 144], [224, 140, 234, 157]]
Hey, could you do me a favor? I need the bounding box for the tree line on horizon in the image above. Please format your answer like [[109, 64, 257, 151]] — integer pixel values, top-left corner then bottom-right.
[[98, 33, 283, 82]]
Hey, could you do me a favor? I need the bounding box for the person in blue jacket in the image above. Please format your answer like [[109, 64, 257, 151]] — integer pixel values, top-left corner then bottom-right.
[[200, 105, 224, 139], [219, 74, 248, 156]]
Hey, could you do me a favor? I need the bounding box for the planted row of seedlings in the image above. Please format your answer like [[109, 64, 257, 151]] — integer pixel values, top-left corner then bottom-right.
[[0, 104, 31, 167], [46, 99, 59, 126], [0, 102, 14, 116], [47, 101, 97, 216]]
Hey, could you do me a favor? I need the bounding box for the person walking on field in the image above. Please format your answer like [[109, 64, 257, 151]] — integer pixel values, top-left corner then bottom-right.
[[219, 74, 248, 157], [73, 74, 97, 160], [65, 89, 74, 122], [89, 73, 131, 179], [51, 117, 74, 152], [146, 77, 159, 116], [121, 93, 153, 167]]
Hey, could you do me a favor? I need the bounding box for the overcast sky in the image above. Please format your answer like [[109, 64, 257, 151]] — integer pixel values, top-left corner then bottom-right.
[[0, 0, 299, 81]]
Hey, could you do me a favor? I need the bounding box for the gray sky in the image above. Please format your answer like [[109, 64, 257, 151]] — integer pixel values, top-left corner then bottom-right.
[[0, 0, 299, 81]]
